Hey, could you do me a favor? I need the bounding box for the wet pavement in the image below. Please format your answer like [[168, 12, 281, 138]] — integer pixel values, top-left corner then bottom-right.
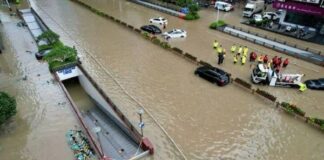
[[0, 10, 77, 160], [22, 0, 324, 159]]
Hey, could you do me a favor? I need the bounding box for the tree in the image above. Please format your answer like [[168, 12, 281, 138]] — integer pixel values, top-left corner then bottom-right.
[[0, 92, 17, 125], [176, 0, 192, 7], [44, 45, 77, 63], [37, 30, 60, 45]]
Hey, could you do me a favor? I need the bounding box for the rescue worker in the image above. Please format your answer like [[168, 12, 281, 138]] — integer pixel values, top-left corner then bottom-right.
[[238, 46, 243, 56], [243, 46, 249, 57], [233, 54, 238, 64], [263, 55, 268, 63], [230, 44, 236, 54], [283, 58, 289, 67], [257, 54, 264, 63], [275, 65, 281, 73], [278, 57, 283, 67], [213, 40, 219, 49], [250, 51, 257, 62], [218, 52, 224, 65], [272, 56, 278, 68], [217, 45, 223, 55], [241, 55, 247, 65], [298, 82, 307, 92], [267, 60, 272, 68]]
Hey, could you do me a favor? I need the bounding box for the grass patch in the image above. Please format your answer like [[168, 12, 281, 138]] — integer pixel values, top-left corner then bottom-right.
[[210, 20, 226, 29]]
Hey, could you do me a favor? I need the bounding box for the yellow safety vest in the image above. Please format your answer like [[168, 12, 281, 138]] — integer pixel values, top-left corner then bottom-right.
[[217, 47, 223, 54], [299, 83, 307, 92], [238, 47, 243, 54], [233, 55, 238, 63], [231, 46, 236, 53], [241, 56, 246, 64], [213, 42, 219, 48]]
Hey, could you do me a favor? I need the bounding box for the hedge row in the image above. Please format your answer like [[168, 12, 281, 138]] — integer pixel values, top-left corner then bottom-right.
[[281, 102, 306, 117]]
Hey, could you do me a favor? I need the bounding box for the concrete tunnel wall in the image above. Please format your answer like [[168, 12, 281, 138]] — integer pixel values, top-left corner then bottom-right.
[[77, 68, 140, 142]]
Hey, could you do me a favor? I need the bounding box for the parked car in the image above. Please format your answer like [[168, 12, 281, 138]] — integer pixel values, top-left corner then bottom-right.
[[263, 12, 280, 21], [140, 25, 162, 34], [253, 14, 263, 22], [305, 78, 324, 90], [35, 48, 51, 60], [214, 1, 233, 12], [149, 17, 168, 26], [162, 29, 187, 39], [194, 65, 230, 86]]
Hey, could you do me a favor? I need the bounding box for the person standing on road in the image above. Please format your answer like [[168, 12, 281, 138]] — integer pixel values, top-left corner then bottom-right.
[[283, 58, 289, 67], [230, 44, 237, 54], [241, 55, 247, 65], [217, 45, 223, 55], [218, 52, 224, 65], [163, 22, 166, 29], [233, 54, 238, 64], [238, 46, 243, 56], [250, 51, 257, 62], [213, 40, 219, 49], [278, 57, 283, 67], [243, 46, 248, 57], [263, 55, 268, 63]]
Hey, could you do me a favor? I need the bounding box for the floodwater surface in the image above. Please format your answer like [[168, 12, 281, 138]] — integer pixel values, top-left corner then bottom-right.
[[3, 0, 323, 159]]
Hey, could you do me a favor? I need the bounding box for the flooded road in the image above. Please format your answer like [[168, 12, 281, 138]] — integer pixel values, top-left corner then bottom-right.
[[27, 0, 324, 159], [0, 10, 76, 160]]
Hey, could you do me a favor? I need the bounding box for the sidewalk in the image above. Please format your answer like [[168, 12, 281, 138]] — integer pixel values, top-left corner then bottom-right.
[[0, 10, 77, 160]]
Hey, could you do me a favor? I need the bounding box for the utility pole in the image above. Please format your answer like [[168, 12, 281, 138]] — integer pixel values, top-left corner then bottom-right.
[[137, 109, 144, 137]]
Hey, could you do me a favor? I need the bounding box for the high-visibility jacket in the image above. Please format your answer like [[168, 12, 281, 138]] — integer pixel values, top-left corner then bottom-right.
[[213, 42, 219, 48], [238, 47, 243, 54], [241, 56, 246, 65], [230, 45, 236, 53], [298, 83, 307, 92], [233, 55, 238, 63], [243, 47, 249, 56], [217, 47, 223, 54]]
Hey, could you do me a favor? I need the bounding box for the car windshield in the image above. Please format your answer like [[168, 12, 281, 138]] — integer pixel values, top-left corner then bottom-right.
[[168, 31, 173, 34], [162, 18, 165, 21], [244, 8, 253, 12]]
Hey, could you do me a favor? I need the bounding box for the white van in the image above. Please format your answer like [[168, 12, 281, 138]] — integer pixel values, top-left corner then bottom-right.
[[214, 1, 233, 12]]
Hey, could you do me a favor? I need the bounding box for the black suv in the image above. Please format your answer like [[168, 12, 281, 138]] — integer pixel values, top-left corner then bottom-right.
[[194, 65, 230, 86]]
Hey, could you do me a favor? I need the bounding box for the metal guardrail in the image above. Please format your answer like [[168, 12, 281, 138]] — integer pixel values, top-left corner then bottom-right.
[[228, 24, 323, 56]]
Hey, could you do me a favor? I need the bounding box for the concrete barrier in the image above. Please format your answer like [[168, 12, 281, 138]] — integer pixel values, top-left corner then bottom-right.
[[184, 53, 197, 63], [234, 78, 252, 90], [255, 88, 277, 102]]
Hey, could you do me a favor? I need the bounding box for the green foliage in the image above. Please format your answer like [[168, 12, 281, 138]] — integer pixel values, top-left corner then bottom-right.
[[152, 37, 161, 45], [281, 102, 306, 117], [176, 0, 192, 7], [37, 30, 60, 45], [185, 12, 200, 20], [38, 41, 63, 52], [160, 42, 171, 49], [142, 32, 150, 39], [209, 20, 226, 29], [0, 92, 17, 125], [44, 45, 77, 71], [189, 3, 199, 13]]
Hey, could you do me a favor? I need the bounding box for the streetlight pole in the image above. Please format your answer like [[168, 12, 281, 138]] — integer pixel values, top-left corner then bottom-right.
[[137, 109, 144, 137], [216, 7, 220, 22]]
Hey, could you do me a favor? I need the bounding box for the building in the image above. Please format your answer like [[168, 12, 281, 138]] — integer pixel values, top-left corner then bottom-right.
[[273, 0, 324, 34]]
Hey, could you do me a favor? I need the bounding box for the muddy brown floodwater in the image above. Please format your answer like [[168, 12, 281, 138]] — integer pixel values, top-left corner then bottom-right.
[[2, 0, 323, 159], [0, 9, 76, 160]]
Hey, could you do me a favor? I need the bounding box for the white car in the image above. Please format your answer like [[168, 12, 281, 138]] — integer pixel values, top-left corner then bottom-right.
[[162, 29, 187, 39], [253, 14, 263, 22], [214, 1, 233, 12], [263, 12, 280, 21], [149, 17, 168, 26]]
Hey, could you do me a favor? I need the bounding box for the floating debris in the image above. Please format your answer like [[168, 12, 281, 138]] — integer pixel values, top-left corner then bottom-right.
[[66, 129, 95, 160]]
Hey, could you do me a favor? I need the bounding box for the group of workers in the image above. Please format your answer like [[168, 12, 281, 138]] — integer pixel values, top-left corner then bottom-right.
[[213, 40, 290, 73]]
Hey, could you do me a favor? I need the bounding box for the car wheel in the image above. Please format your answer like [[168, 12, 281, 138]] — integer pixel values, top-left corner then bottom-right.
[[180, 35, 184, 38], [150, 21, 152, 23]]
